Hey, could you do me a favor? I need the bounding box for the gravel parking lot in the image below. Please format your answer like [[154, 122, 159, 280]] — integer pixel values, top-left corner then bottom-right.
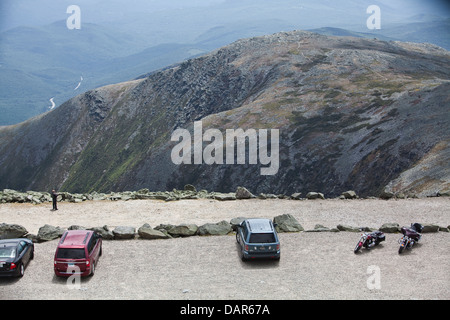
[[0, 198, 449, 300]]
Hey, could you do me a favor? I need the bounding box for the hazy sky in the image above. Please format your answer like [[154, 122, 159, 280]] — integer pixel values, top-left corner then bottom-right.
[[1, 0, 449, 32]]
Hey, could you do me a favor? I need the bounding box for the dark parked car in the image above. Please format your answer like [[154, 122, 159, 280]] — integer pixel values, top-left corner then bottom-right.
[[54, 230, 102, 277], [0, 238, 34, 277], [236, 218, 280, 261]]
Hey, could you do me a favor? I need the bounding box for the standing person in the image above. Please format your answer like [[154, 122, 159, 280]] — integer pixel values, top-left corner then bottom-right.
[[51, 189, 58, 211]]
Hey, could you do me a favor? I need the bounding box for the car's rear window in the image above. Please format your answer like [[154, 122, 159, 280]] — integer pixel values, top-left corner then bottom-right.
[[56, 248, 86, 259], [249, 233, 276, 243], [0, 247, 15, 258]]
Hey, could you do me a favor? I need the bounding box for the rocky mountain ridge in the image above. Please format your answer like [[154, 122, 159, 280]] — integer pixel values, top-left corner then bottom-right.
[[0, 31, 449, 197]]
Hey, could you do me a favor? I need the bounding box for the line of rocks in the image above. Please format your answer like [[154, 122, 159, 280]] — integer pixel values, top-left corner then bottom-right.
[[0, 186, 322, 204], [2, 186, 448, 205], [1, 216, 448, 243]]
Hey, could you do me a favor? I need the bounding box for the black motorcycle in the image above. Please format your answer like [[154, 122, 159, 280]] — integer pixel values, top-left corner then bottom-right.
[[398, 223, 423, 254], [354, 229, 385, 253]]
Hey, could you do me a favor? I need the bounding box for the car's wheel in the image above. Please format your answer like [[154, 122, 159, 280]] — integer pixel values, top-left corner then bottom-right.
[[90, 262, 95, 276], [240, 248, 249, 261], [16, 263, 24, 277]]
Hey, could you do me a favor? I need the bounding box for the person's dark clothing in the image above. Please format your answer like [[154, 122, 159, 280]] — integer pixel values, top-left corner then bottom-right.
[[51, 190, 58, 210]]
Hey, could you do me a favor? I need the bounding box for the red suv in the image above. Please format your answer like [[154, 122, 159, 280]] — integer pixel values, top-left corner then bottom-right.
[[54, 230, 102, 277]]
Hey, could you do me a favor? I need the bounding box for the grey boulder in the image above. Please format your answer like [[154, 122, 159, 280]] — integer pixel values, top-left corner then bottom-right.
[[198, 221, 232, 236], [273, 214, 304, 232], [305, 224, 331, 232], [306, 192, 325, 200], [37, 224, 64, 242], [89, 225, 114, 240], [138, 224, 170, 239], [113, 226, 136, 239], [0, 223, 28, 239], [168, 224, 198, 237], [421, 223, 439, 233], [379, 223, 400, 233], [341, 190, 357, 199], [336, 224, 360, 232], [235, 187, 254, 199]]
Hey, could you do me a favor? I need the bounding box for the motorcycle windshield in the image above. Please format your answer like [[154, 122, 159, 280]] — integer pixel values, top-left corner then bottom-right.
[[403, 228, 419, 238]]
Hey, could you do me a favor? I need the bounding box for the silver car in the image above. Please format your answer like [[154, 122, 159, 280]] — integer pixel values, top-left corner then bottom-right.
[[236, 218, 280, 261]]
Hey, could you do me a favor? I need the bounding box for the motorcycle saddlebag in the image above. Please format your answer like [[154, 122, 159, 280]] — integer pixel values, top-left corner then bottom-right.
[[373, 231, 385, 242], [411, 223, 424, 233]]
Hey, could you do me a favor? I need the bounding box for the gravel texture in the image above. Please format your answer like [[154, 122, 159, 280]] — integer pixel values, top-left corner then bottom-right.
[[0, 198, 449, 300]]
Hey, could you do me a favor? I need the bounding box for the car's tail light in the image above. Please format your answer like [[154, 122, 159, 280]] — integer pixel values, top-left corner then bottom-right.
[[85, 260, 90, 266], [244, 245, 248, 251], [10, 263, 16, 270], [276, 244, 280, 250]]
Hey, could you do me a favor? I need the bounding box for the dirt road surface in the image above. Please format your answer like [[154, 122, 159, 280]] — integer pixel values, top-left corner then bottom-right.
[[0, 198, 449, 300]]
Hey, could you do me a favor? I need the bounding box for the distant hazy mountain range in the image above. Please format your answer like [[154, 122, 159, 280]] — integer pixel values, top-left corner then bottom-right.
[[0, 0, 449, 125]]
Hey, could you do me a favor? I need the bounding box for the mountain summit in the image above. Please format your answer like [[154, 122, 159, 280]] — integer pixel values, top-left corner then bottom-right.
[[0, 31, 449, 197]]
